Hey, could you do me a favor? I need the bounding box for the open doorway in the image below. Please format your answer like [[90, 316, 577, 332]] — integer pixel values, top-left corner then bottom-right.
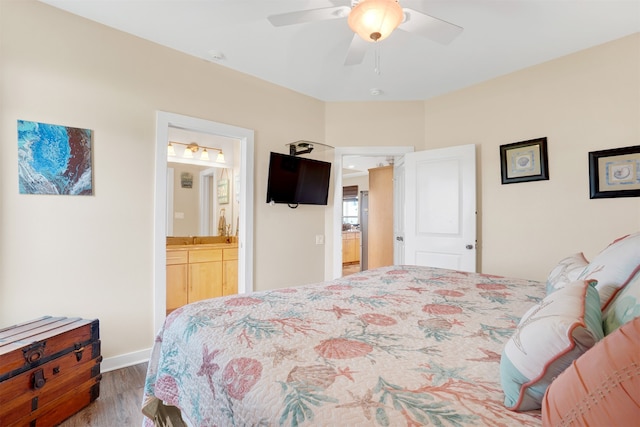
[[154, 111, 254, 333], [332, 146, 414, 280]]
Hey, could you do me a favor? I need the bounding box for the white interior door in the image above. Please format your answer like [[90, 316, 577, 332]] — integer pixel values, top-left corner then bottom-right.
[[403, 144, 477, 272], [393, 157, 405, 265]]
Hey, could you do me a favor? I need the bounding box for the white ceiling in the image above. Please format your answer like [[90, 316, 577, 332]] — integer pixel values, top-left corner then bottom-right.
[[38, 0, 640, 102]]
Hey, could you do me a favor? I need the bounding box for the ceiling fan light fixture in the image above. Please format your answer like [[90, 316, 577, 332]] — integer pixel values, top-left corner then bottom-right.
[[348, 0, 403, 42]]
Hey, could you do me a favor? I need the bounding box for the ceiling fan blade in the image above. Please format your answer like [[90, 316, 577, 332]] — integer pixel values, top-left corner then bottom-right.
[[344, 34, 368, 66], [267, 6, 350, 27], [399, 8, 463, 45]]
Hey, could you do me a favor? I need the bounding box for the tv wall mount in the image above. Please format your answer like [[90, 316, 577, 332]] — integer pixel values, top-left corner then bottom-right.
[[287, 140, 334, 157]]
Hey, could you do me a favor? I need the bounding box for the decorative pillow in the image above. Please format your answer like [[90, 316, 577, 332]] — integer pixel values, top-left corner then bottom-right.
[[578, 231, 640, 309], [602, 269, 640, 335], [545, 252, 589, 294], [541, 316, 640, 426], [500, 280, 604, 411]]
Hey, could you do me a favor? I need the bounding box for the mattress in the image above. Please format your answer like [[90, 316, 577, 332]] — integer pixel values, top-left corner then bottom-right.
[[143, 265, 544, 426]]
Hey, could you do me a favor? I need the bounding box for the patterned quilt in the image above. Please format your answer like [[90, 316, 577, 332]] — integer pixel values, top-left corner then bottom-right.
[[142, 265, 544, 427]]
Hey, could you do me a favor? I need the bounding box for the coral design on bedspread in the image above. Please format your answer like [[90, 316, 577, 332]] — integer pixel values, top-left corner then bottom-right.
[[143, 266, 544, 426]]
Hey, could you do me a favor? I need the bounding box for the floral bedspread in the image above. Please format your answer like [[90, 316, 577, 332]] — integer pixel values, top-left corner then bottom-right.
[[142, 265, 544, 427]]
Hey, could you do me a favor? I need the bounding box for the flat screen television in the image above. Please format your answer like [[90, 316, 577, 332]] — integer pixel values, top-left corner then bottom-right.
[[266, 152, 331, 206]]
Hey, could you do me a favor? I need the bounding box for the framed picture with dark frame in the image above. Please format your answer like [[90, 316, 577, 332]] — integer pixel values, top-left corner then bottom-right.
[[588, 145, 640, 199], [500, 137, 549, 184]]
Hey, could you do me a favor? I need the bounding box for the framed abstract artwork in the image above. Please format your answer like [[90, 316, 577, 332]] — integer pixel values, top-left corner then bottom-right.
[[17, 120, 93, 195], [500, 137, 549, 184], [588, 145, 640, 199]]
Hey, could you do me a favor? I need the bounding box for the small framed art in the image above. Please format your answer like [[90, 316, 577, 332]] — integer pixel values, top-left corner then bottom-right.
[[500, 137, 549, 184], [588, 145, 640, 199], [180, 172, 193, 189], [218, 179, 229, 204]]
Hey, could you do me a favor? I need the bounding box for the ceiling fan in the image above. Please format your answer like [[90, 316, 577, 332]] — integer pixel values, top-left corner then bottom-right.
[[267, 0, 463, 66]]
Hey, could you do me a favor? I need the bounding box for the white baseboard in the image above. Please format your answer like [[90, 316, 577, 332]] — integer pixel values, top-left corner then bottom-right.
[[101, 348, 151, 373]]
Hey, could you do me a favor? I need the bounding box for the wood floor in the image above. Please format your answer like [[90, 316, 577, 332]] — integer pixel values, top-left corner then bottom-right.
[[58, 362, 147, 427]]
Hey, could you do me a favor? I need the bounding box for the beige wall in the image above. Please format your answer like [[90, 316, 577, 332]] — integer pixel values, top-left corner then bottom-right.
[[326, 101, 425, 147], [1, 1, 638, 364], [421, 33, 640, 280], [343, 175, 370, 193], [0, 1, 325, 362]]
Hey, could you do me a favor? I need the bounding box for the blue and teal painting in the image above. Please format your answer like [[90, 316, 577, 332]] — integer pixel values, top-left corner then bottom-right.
[[18, 120, 93, 195]]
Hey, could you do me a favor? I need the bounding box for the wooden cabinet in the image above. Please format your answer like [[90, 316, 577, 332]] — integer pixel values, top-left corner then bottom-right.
[[166, 245, 238, 314], [342, 231, 360, 264], [223, 247, 238, 296], [166, 250, 188, 311], [368, 166, 394, 269], [188, 249, 223, 302]]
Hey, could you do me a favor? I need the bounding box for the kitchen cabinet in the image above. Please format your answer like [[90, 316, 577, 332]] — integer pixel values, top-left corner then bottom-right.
[[342, 231, 361, 264]]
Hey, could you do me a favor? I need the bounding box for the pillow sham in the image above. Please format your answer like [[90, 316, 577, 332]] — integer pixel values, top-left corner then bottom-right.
[[541, 316, 640, 426], [602, 269, 640, 335], [545, 252, 589, 294], [500, 280, 603, 411], [578, 231, 640, 309]]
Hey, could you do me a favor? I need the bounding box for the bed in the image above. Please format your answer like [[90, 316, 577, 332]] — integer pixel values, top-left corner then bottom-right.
[[142, 265, 546, 426]]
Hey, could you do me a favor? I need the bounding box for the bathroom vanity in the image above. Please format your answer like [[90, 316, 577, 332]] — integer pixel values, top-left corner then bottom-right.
[[166, 236, 238, 315]]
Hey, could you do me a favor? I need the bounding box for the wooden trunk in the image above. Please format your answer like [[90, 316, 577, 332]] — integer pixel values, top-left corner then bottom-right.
[[0, 316, 101, 427]]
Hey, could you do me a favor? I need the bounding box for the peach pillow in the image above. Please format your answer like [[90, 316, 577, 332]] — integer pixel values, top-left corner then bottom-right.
[[541, 316, 640, 426]]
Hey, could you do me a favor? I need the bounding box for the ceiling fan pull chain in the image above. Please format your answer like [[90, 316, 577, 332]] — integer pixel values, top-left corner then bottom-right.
[[374, 45, 381, 75]]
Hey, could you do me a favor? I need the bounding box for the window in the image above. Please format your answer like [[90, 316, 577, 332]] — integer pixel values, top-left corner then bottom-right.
[[342, 185, 359, 227]]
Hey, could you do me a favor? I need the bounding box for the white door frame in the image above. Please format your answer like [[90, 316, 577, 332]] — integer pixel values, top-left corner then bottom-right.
[[166, 168, 174, 236], [332, 146, 414, 280], [199, 168, 217, 236], [154, 111, 254, 333]]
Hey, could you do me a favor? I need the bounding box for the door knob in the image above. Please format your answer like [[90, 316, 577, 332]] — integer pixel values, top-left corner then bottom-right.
[[465, 244, 474, 250]]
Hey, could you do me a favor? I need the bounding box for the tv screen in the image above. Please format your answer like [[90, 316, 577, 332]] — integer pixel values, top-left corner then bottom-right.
[[266, 152, 331, 206]]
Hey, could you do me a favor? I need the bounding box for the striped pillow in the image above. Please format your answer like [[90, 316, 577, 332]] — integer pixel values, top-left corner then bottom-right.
[[542, 316, 640, 426]]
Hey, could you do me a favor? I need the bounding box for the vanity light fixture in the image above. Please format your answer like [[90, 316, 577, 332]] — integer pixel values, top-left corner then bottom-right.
[[216, 151, 225, 163], [168, 141, 225, 163]]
